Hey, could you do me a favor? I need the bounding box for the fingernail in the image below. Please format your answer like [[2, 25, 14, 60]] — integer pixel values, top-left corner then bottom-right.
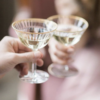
[[34, 51, 42, 58]]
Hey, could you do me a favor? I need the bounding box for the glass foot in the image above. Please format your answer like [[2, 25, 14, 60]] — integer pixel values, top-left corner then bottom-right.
[[48, 64, 78, 78], [20, 70, 49, 84]]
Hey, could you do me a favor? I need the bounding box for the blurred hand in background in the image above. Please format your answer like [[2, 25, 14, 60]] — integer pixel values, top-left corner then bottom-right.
[[48, 37, 74, 65]]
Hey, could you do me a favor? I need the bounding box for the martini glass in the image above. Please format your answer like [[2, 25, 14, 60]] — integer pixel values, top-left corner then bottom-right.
[[48, 15, 89, 78], [12, 18, 57, 83]]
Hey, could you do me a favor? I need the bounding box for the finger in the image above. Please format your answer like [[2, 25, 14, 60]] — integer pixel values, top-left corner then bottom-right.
[[15, 64, 23, 72], [20, 63, 29, 77], [18, 50, 25, 53], [36, 59, 44, 67], [56, 44, 74, 53], [49, 48, 69, 59], [16, 63, 29, 78], [17, 51, 43, 66], [48, 37, 74, 53], [67, 46, 74, 53], [15, 51, 43, 63], [15, 64, 28, 77], [50, 53, 69, 65], [54, 49, 69, 59]]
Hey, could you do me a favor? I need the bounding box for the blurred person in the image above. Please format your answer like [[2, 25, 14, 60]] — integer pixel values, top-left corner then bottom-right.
[[9, 0, 72, 100], [9, 0, 100, 100], [0, 36, 43, 79]]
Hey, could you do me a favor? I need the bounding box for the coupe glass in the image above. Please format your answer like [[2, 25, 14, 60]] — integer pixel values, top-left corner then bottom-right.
[[12, 18, 57, 83], [48, 15, 89, 78]]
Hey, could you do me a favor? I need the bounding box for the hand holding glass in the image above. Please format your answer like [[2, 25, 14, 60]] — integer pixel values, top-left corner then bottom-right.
[[48, 15, 89, 78]]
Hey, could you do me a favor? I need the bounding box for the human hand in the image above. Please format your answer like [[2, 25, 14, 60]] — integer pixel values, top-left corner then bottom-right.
[[48, 37, 74, 65], [0, 36, 43, 77]]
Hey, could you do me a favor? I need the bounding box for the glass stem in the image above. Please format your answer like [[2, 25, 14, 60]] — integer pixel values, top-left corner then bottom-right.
[[32, 63, 37, 75], [32, 49, 38, 76]]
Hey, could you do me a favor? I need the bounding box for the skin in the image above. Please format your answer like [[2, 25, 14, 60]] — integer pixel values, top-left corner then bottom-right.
[[0, 36, 43, 78], [48, 0, 89, 65], [48, 37, 74, 65]]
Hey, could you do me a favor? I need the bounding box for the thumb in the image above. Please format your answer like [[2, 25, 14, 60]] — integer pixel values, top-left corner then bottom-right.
[[15, 51, 43, 64]]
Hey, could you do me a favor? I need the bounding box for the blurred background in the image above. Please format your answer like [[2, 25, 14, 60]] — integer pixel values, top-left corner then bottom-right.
[[0, 0, 19, 100], [0, 0, 15, 39]]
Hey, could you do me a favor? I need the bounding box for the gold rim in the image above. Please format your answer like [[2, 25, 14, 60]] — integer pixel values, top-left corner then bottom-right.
[[47, 15, 89, 33], [12, 18, 57, 34]]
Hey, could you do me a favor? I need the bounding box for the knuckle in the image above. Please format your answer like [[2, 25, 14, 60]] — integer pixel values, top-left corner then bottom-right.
[[64, 55, 69, 59], [53, 51, 57, 55], [61, 62, 67, 65], [53, 59, 57, 63], [3, 36, 12, 41], [3, 36, 10, 40], [63, 61, 68, 65], [60, 56, 65, 59], [60, 60, 68, 65], [2, 36, 14, 44], [24, 54, 32, 62]]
